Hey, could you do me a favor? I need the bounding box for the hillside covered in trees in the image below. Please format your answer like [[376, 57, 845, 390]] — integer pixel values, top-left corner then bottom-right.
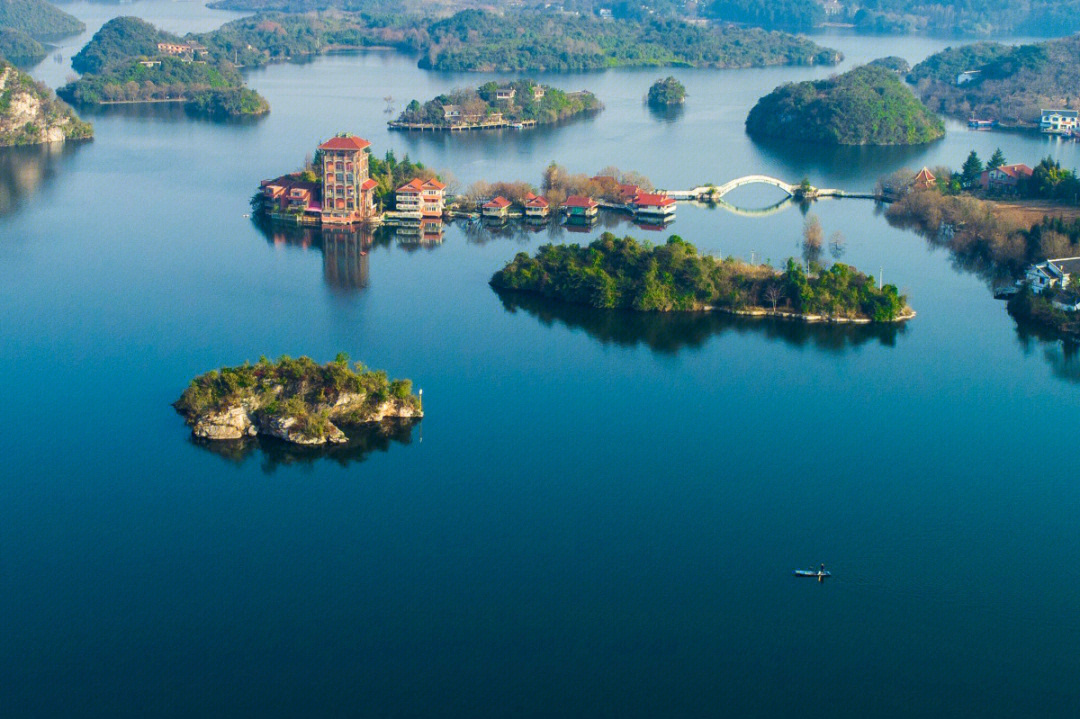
[[0, 0, 83, 39], [63, 17, 269, 118], [0, 27, 45, 65], [187, 9, 840, 72], [909, 37, 1080, 127], [395, 80, 600, 127], [491, 234, 910, 321], [746, 64, 944, 146]]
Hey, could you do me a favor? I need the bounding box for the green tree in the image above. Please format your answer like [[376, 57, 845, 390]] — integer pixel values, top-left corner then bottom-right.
[[988, 148, 1006, 169], [961, 150, 984, 187]]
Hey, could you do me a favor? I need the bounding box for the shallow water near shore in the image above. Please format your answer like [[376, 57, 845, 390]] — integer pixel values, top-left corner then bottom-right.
[[3, 4, 1080, 717]]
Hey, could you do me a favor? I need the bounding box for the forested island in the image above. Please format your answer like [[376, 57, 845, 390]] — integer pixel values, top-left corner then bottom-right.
[[186, 9, 840, 73], [909, 37, 1080, 127], [174, 355, 422, 445], [58, 17, 269, 118], [0, 27, 45, 66], [647, 77, 685, 107], [0, 59, 92, 145], [393, 80, 600, 129], [491, 234, 911, 322], [746, 64, 944, 146], [0, 0, 83, 40]]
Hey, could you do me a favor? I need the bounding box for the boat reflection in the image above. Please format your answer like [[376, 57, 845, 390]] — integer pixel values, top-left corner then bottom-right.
[[189, 419, 420, 471], [496, 290, 904, 354]]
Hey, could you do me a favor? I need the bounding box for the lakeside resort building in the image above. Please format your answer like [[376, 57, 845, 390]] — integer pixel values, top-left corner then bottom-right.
[[395, 177, 447, 218], [564, 195, 599, 221], [632, 193, 677, 222], [1026, 257, 1080, 296], [979, 164, 1033, 193], [482, 196, 513, 219], [1041, 109, 1079, 135], [524, 193, 550, 220], [260, 134, 378, 225]]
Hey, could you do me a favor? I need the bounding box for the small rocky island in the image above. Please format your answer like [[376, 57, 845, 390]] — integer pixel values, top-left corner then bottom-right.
[[174, 355, 422, 445], [647, 76, 686, 107], [0, 60, 92, 146], [746, 64, 944, 146], [491, 234, 912, 322]]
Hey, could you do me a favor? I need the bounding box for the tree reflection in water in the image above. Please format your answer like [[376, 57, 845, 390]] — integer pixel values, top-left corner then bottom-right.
[[0, 142, 83, 220], [189, 419, 420, 472], [496, 290, 903, 354]]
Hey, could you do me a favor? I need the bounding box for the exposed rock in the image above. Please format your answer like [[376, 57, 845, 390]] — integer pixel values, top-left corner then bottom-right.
[[0, 61, 92, 146], [192, 406, 256, 440]]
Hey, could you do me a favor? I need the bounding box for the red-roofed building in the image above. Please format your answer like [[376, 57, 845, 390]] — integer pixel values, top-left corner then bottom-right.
[[319, 134, 375, 224], [482, 195, 512, 219], [525, 194, 550, 219], [980, 163, 1033, 193], [396, 177, 447, 217], [632, 192, 676, 221], [564, 195, 598, 218], [260, 174, 322, 219], [912, 167, 936, 191]]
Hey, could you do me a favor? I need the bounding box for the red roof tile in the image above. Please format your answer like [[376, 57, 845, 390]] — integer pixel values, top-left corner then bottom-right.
[[633, 193, 675, 207], [484, 196, 512, 209], [361, 178, 378, 191], [526, 196, 549, 207], [564, 195, 597, 208], [318, 135, 372, 151]]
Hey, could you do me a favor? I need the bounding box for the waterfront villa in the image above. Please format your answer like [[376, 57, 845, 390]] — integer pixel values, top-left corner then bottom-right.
[[1026, 257, 1080, 293], [495, 87, 516, 102], [1040, 109, 1079, 134], [532, 86, 545, 101], [320, 134, 377, 224], [912, 167, 936, 191], [564, 195, 599, 219], [396, 177, 447, 217], [524, 194, 550, 219], [632, 193, 677, 221], [482, 196, 512, 219], [979, 163, 1033, 193], [261, 175, 321, 218]]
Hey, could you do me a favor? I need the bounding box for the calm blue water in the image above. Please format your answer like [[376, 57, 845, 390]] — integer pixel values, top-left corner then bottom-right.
[[4, 4, 1080, 717]]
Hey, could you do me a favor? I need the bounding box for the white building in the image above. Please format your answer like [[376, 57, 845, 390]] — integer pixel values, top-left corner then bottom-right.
[[1026, 257, 1080, 293], [1040, 109, 1079, 134]]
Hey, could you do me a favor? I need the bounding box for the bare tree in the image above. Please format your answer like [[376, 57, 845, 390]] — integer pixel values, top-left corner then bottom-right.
[[765, 283, 784, 312], [829, 230, 846, 259]]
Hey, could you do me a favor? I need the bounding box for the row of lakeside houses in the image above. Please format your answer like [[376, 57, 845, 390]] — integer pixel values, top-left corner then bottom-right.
[[911, 163, 1034, 194]]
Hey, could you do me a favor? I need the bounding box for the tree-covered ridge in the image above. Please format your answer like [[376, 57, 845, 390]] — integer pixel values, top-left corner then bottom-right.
[[396, 79, 600, 126], [0, 27, 44, 65], [491, 234, 910, 321], [175, 355, 421, 443], [909, 37, 1080, 127], [746, 64, 944, 146], [71, 16, 177, 75], [419, 11, 841, 71], [703, 0, 822, 32], [0, 0, 84, 39], [647, 76, 686, 106], [0, 59, 91, 145], [190, 10, 840, 72]]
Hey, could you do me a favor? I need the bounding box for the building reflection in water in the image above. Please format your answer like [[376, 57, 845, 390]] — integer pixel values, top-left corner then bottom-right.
[[392, 216, 445, 249], [256, 220, 376, 290]]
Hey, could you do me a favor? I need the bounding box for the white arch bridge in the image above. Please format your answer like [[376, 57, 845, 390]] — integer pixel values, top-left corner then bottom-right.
[[661, 175, 870, 202]]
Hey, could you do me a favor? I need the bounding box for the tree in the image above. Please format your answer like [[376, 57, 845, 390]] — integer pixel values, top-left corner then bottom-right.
[[803, 214, 823, 251], [961, 150, 984, 187], [764, 282, 784, 311], [829, 231, 846, 258], [988, 148, 1006, 170]]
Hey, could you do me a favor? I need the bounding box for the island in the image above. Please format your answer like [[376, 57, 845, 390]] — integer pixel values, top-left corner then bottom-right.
[[908, 37, 1080, 128], [187, 10, 841, 73], [746, 64, 944, 146], [0, 27, 46, 66], [0, 59, 92, 145], [391, 80, 600, 131], [490, 234, 912, 322], [0, 0, 84, 40], [647, 76, 686, 107], [174, 355, 423, 445], [58, 17, 269, 118]]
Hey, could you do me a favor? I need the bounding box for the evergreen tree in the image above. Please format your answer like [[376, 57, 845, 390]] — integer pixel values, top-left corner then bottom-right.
[[988, 148, 1006, 169], [961, 150, 984, 187]]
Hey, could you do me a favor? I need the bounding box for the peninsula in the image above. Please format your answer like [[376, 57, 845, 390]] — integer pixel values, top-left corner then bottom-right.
[[174, 355, 423, 445], [0, 0, 83, 40], [391, 80, 600, 131], [491, 234, 911, 322], [58, 17, 269, 118], [909, 37, 1080, 128], [0, 59, 92, 146], [0, 28, 46, 66], [746, 64, 944, 146]]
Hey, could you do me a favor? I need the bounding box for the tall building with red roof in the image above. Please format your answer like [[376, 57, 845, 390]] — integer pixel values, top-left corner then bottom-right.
[[319, 134, 375, 224]]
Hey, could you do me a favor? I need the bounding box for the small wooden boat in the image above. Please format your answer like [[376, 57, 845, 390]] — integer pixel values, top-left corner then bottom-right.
[[793, 568, 830, 578]]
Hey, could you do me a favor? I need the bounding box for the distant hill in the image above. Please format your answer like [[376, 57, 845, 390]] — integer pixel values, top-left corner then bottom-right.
[[909, 37, 1080, 127], [746, 64, 944, 146], [0, 26, 45, 65], [71, 16, 177, 74], [0, 59, 92, 145], [0, 0, 84, 39]]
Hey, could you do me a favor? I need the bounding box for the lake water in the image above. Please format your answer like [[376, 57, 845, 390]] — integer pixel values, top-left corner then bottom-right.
[[4, 3, 1080, 717]]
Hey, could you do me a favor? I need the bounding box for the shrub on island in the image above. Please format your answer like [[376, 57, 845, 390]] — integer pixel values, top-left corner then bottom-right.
[[647, 76, 686, 107]]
